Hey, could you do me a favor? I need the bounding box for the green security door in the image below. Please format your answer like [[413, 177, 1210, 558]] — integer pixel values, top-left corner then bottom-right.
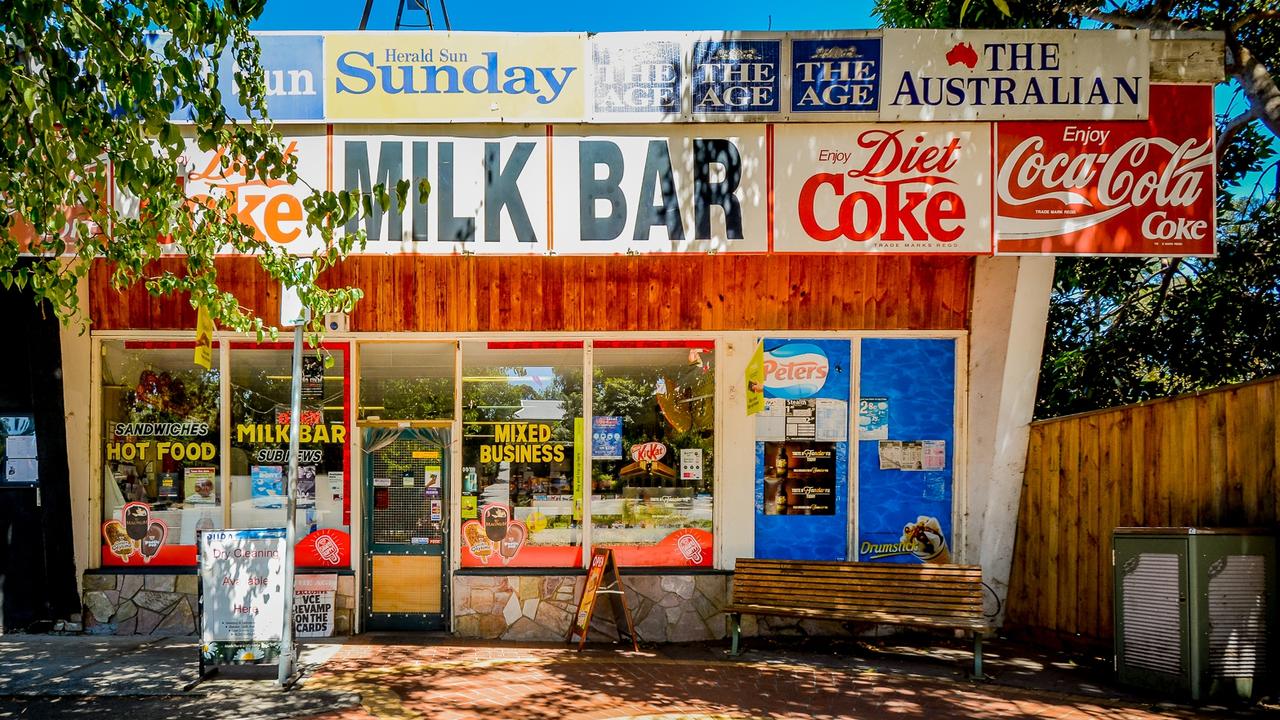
[[363, 427, 449, 631]]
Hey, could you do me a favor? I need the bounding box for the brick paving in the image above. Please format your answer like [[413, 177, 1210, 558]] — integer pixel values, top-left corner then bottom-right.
[[301, 639, 1228, 720]]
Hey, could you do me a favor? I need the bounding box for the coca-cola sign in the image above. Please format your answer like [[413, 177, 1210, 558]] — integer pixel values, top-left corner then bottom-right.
[[995, 84, 1215, 256], [774, 123, 991, 253]]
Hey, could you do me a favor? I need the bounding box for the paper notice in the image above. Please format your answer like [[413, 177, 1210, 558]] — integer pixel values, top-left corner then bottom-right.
[[922, 440, 946, 470], [815, 399, 848, 442], [784, 399, 817, 440], [755, 398, 786, 441], [6, 435, 36, 459], [4, 458, 37, 483]]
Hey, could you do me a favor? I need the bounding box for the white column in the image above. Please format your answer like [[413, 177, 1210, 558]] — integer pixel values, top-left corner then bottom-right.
[[60, 271, 94, 587], [964, 256, 1055, 623], [716, 332, 757, 570]]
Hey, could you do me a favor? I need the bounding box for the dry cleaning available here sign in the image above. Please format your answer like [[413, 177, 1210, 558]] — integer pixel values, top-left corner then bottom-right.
[[199, 528, 287, 662]]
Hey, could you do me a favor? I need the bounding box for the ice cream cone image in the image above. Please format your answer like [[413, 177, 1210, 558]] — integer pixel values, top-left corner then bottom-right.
[[902, 515, 950, 564]]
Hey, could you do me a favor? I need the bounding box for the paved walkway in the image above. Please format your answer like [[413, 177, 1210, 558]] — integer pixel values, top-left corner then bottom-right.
[[301, 638, 1256, 720], [0, 634, 1271, 720]]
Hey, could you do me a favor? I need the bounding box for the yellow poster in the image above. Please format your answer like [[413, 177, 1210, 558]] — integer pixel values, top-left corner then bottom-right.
[[745, 340, 765, 415], [194, 305, 214, 370], [572, 417, 584, 521], [325, 32, 587, 122]]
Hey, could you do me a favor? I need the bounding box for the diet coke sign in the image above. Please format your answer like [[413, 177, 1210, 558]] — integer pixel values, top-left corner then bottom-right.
[[774, 123, 992, 253], [995, 84, 1215, 256]]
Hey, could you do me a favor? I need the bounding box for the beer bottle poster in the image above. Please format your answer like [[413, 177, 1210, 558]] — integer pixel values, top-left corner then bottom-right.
[[762, 441, 837, 515], [754, 339, 850, 561], [856, 338, 956, 565]]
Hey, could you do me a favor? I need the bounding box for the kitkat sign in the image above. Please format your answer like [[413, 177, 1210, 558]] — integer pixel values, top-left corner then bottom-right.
[[995, 84, 1214, 256], [774, 123, 992, 253]]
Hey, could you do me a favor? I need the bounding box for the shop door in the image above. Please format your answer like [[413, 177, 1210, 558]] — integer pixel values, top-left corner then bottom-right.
[[363, 429, 449, 631]]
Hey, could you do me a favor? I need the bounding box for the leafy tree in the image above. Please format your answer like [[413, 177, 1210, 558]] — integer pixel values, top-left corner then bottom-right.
[[876, 0, 1280, 417], [0, 1, 387, 335]]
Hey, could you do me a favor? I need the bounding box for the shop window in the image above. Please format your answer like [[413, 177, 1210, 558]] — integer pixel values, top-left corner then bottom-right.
[[228, 344, 352, 568], [590, 341, 715, 567], [460, 342, 583, 568], [100, 341, 222, 567], [358, 342, 455, 420]]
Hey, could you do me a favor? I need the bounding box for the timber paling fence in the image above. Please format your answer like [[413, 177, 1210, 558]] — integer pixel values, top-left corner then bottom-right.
[[1004, 375, 1280, 649]]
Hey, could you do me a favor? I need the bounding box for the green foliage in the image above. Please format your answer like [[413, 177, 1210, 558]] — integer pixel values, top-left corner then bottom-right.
[[0, 2, 413, 339], [877, 0, 1280, 418]]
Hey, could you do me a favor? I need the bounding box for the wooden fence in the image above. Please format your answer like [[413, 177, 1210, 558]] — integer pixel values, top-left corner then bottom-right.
[[1004, 375, 1280, 648]]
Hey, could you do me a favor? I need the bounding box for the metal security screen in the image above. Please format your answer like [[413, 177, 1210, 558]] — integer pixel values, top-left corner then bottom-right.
[[370, 438, 445, 546]]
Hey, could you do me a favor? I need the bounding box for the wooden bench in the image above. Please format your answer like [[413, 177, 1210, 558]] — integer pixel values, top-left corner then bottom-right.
[[725, 559, 992, 677]]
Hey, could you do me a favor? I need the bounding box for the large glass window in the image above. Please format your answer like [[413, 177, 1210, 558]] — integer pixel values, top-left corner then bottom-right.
[[590, 341, 715, 567], [229, 344, 352, 568], [460, 342, 583, 568], [358, 342, 455, 420], [100, 341, 222, 567]]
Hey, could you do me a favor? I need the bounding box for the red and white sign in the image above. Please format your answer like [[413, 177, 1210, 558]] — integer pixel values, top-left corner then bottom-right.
[[995, 84, 1215, 256], [182, 131, 327, 255], [774, 123, 992, 253], [630, 441, 667, 462]]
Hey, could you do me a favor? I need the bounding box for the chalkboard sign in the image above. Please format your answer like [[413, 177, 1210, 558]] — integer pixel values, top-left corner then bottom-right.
[[567, 548, 638, 651]]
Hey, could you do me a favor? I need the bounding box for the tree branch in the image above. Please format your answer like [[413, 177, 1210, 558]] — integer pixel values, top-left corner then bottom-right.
[[1218, 106, 1261, 160], [1061, 4, 1196, 31]]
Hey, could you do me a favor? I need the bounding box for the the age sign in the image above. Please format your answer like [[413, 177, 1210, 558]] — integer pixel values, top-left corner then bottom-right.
[[774, 123, 992, 253], [995, 84, 1215, 256]]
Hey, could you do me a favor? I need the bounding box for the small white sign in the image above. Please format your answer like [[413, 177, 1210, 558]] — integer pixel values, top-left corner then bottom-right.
[[294, 574, 337, 638], [6, 435, 37, 459], [679, 448, 703, 481]]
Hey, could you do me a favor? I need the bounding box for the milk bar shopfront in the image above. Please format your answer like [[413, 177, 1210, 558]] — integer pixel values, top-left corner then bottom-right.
[[64, 28, 1218, 641]]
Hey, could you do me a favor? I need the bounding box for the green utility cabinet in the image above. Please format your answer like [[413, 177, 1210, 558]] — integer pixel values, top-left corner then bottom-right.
[[1113, 527, 1275, 703]]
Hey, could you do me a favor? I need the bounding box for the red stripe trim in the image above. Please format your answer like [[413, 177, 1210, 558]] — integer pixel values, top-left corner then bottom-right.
[[123, 341, 218, 350], [594, 340, 714, 350], [486, 341, 583, 350]]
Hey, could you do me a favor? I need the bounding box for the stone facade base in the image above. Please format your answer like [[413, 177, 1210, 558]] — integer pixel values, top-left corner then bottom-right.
[[453, 573, 731, 643], [81, 572, 356, 636]]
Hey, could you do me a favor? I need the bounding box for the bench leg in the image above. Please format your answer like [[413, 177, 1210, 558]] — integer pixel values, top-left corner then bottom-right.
[[971, 634, 985, 681], [730, 613, 742, 656]]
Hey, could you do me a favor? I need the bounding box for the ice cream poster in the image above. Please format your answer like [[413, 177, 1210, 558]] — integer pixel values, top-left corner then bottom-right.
[[102, 502, 169, 564], [461, 504, 528, 565]]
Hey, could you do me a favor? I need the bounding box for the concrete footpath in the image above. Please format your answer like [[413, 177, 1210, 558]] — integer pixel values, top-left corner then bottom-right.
[[0, 633, 1274, 719]]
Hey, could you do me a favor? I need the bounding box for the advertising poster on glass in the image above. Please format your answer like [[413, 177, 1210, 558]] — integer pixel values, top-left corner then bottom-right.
[[754, 339, 850, 561], [856, 338, 956, 564]]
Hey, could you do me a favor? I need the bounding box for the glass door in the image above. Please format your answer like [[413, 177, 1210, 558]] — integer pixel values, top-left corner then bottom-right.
[[362, 428, 449, 631]]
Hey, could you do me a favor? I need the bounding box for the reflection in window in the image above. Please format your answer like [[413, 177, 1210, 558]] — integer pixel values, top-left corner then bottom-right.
[[229, 345, 351, 568], [358, 342, 455, 420], [100, 341, 222, 566], [591, 342, 715, 567], [460, 342, 583, 568]]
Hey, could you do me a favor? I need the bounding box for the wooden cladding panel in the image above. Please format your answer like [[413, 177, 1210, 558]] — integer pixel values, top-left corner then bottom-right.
[[1004, 375, 1280, 649], [89, 254, 973, 332]]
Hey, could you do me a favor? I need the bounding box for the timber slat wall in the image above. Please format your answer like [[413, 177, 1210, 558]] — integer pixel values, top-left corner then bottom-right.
[[1005, 375, 1280, 648], [89, 254, 973, 332]]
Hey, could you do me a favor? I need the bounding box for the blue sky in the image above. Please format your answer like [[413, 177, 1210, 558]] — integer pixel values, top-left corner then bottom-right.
[[253, 0, 880, 32]]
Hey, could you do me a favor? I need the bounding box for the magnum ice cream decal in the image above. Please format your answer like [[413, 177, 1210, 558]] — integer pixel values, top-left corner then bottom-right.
[[102, 502, 169, 564], [462, 504, 529, 565]]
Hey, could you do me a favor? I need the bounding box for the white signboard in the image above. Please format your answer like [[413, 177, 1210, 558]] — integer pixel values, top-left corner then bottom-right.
[[330, 127, 550, 253], [294, 573, 337, 638], [880, 29, 1149, 121], [199, 528, 287, 645], [183, 131, 328, 255], [679, 448, 703, 481], [773, 123, 991, 253], [552, 127, 767, 254]]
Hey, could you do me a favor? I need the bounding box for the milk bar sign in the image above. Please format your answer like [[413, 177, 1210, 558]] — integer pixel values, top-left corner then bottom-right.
[[881, 29, 1149, 121]]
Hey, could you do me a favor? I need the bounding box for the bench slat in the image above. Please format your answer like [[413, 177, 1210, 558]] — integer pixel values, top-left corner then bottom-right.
[[723, 603, 991, 631], [731, 589, 984, 612], [733, 577, 985, 597], [736, 565, 983, 581], [729, 595, 985, 619], [739, 559, 982, 574]]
